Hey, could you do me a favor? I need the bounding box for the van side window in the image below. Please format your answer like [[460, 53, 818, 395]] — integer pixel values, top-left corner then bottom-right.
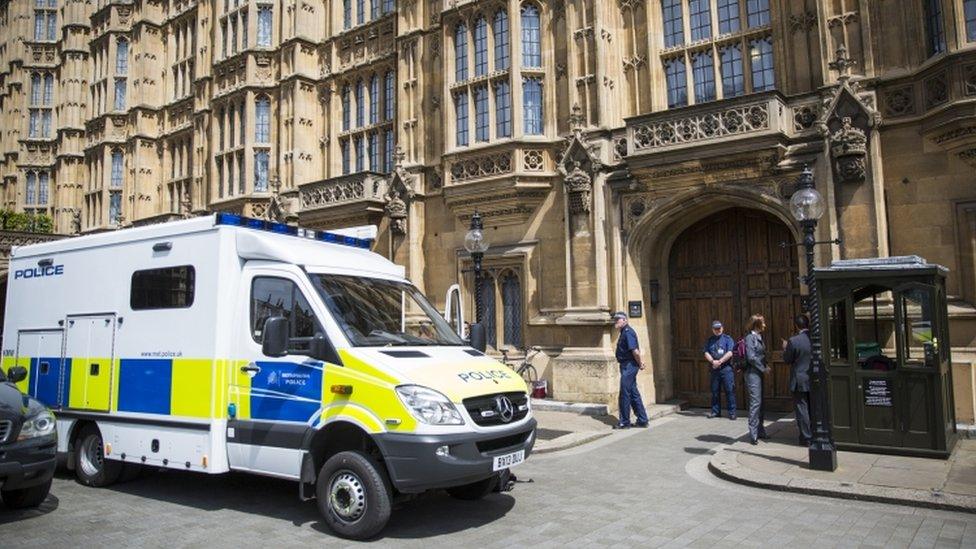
[[251, 277, 321, 354], [131, 266, 195, 310]]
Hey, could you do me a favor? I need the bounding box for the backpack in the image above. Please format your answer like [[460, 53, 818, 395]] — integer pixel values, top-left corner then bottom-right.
[[732, 337, 747, 370]]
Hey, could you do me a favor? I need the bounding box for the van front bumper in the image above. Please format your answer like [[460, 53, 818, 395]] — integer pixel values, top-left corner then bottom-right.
[[0, 434, 57, 491], [374, 418, 537, 494]]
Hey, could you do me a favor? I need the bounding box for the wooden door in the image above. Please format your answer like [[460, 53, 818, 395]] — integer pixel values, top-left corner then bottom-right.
[[669, 208, 801, 412]]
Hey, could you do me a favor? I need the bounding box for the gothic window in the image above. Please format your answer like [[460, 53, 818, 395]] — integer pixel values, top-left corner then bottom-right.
[[218, 107, 226, 148], [521, 4, 541, 68], [231, 17, 239, 54], [255, 150, 269, 192], [665, 57, 687, 107], [689, 0, 712, 41], [494, 11, 510, 70], [455, 23, 469, 82], [111, 150, 124, 188], [238, 153, 245, 195], [257, 5, 273, 47], [749, 36, 774, 91], [357, 0, 365, 25], [343, 0, 352, 29], [116, 39, 129, 74], [923, 0, 946, 56], [455, 91, 469, 146], [495, 80, 511, 138], [355, 80, 365, 127], [217, 158, 224, 198], [255, 96, 270, 143], [242, 11, 249, 47], [370, 74, 380, 124], [354, 136, 364, 171], [746, 0, 769, 28], [114, 78, 126, 111], [31, 74, 42, 105], [229, 104, 236, 145], [28, 73, 52, 138], [501, 271, 522, 348], [692, 51, 715, 102], [371, 0, 380, 21], [222, 20, 229, 57], [482, 274, 497, 350], [384, 129, 394, 172], [966, 0, 976, 42], [523, 77, 543, 134], [720, 45, 744, 97], [341, 139, 350, 174], [662, 0, 684, 47], [383, 0, 394, 13], [109, 191, 122, 225], [239, 102, 246, 146], [34, 0, 56, 41], [369, 132, 380, 170], [342, 85, 351, 131], [38, 172, 49, 205], [384, 71, 395, 120], [474, 17, 488, 77], [717, 0, 740, 34], [475, 85, 489, 142], [25, 172, 36, 205]]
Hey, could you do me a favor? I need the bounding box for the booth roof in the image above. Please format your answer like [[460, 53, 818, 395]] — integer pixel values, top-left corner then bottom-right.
[[816, 255, 948, 273]]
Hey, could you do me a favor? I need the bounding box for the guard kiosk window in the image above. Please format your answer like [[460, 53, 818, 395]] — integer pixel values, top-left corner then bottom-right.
[[900, 286, 936, 368], [827, 300, 848, 363], [250, 277, 322, 355], [131, 265, 195, 310]]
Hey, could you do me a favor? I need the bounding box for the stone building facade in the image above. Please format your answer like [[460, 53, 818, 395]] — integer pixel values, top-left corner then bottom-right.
[[1, 0, 976, 422]]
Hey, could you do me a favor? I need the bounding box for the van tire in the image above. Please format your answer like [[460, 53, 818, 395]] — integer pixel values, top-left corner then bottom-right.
[[74, 425, 122, 487], [1, 479, 51, 508], [316, 451, 391, 540], [446, 476, 496, 500]]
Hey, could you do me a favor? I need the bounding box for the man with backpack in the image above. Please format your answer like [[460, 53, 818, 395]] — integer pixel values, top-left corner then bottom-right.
[[702, 320, 736, 420]]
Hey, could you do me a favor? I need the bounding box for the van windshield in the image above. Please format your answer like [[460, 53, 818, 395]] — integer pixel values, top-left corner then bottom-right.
[[309, 274, 464, 347]]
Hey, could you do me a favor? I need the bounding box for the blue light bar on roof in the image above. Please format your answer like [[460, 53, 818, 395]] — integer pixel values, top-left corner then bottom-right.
[[214, 212, 373, 249]]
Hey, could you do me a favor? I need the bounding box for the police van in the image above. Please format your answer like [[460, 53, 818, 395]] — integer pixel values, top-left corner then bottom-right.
[[1, 213, 535, 538]]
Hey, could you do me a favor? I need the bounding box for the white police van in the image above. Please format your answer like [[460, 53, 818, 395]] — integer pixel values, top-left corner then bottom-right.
[[1, 213, 535, 538]]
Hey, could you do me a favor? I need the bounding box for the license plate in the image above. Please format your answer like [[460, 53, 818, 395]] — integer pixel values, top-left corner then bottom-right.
[[492, 449, 525, 471]]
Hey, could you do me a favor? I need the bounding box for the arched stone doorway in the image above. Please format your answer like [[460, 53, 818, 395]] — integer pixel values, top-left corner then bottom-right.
[[668, 207, 801, 412]]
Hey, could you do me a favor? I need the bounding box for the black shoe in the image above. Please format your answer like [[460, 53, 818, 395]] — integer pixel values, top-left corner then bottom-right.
[[729, 415, 737, 421], [612, 423, 631, 430], [706, 412, 719, 419], [758, 433, 770, 440], [750, 438, 758, 445], [634, 422, 649, 428]]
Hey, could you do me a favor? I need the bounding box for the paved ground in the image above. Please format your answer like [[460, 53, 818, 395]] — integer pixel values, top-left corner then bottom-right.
[[3, 411, 976, 548], [711, 416, 976, 512]]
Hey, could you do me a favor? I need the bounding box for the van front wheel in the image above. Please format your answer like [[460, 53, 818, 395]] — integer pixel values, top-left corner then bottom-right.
[[316, 451, 391, 540]]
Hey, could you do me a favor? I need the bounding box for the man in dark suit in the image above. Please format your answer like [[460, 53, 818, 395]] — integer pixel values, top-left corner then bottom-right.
[[782, 314, 812, 446]]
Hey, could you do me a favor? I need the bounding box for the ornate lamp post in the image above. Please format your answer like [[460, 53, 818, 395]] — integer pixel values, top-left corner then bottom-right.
[[790, 165, 838, 472], [464, 211, 489, 323]]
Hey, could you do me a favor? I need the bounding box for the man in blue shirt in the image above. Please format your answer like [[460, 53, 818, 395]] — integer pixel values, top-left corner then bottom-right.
[[703, 320, 737, 420], [612, 312, 649, 429]]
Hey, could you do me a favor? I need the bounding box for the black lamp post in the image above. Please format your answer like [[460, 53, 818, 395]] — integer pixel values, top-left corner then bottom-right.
[[464, 211, 489, 323], [790, 164, 838, 472]]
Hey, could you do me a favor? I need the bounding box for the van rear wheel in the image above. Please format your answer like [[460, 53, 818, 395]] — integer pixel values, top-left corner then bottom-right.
[[316, 451, 391, 540], [74, 425, 122, 487]]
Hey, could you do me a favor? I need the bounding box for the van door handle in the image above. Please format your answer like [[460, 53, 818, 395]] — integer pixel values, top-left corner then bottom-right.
[[241, 364, 261, 374]]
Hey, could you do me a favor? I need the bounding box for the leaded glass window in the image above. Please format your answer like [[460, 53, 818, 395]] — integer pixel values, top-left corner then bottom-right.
[[746, 0, 769, 28], [495, 80, 511, 138], [502, 272, 522, 348], [474, 17, 488, 76], [475, 85, 489, 142], [692, 51, 715, 102], [749, 37, 774, 91], [717, 0, 740, 34], [494, 11, 510, 70], [25, 172, 36, 205], [482, 274, 496, 350], [966, 0, 976, 42], [455, 91, 469, 146], [521, 4, 541, 67], [370, 75, 379, 125], [257, 5, 272, 47], [662, 0, 684, 47], [38, 172, 49, 205], [720, 44, 744, 98], [111, 150, 124, 188], [255, 96, 270, 142], [455, 23, 468, 81], [385, 71, 395, 120], [255, 150, 269, 192], [117, 39, 129, 74], [689, 0, 712, 41], [342, 86, 351, 131], [384, 129, 394, 172], [924, 0, 946, 56], [665, 57, 687, 107], [523, 77, 543, 135], [355, 80, 365, 127]]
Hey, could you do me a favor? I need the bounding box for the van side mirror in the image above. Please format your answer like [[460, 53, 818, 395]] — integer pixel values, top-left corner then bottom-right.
[[468, 322, 487, 353], [310, 333, 343, 365], [262, 316, 289, 357], [7, 366, 27, 383]]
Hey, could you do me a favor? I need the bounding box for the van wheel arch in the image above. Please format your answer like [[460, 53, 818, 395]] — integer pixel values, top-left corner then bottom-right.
[[301, 422, 386, 500], [65, 419, 93, 471]]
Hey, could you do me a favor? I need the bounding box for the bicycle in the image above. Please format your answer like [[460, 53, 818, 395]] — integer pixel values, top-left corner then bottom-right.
[[499, 346, 542, 384]]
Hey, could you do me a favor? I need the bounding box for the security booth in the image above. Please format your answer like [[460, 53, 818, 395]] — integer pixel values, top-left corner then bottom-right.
[[817, 256, 957, 458]]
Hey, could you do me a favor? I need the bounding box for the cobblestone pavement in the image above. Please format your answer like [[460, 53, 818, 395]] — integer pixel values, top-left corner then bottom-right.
[[2, 411, 975, 548]]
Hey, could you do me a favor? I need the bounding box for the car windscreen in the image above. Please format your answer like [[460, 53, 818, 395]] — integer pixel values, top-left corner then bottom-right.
[[309, 274, 464, 347]]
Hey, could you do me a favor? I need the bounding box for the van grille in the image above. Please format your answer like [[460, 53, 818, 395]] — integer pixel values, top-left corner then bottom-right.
[[462, 392, 529, 427], [0, 420, 12, 443], [476, 430, 532, 454]]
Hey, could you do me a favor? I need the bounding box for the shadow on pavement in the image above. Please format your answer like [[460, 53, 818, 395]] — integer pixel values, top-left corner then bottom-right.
[[0, 493, 60, 524], [726, 448, 807, 468], [696, 433, 738, 444]]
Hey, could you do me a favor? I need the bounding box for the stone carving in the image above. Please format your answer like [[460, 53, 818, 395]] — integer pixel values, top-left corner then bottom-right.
[[932, 126, 976, 145], [965, 64, 976, 97], [266, 176, 286, 222], [71, 209, 81, 234], [523, 150, 544, 171], [301, 177, 368, 208], [613, 137, 627, 161], [827, 11, 857, 28], [883, 86, 915, 117], [384, 188, 408, 234], [632, 102, 769, 150], [792, 104, 819, 131], [449, 152, 512, 182], [181, 189, 193, 219], [564, 160, 592, 215], [789, 11, 818, 33], [924, 73, 948, 109], [830, 117, 868, 183]]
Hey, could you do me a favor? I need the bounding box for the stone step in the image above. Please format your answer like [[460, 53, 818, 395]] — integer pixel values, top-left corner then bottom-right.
[[530, 398, 686, 418]]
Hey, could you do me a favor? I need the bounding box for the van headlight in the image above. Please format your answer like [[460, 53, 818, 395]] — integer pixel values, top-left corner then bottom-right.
[[18, 410, 56, 440], [395, 385, 464, 425]]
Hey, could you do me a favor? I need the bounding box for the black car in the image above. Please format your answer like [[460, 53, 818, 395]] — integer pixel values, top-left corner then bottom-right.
[[0, 366, 57, 508]]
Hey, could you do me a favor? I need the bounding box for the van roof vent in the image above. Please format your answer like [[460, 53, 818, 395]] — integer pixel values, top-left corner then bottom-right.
[[380, 350, 430, 359]]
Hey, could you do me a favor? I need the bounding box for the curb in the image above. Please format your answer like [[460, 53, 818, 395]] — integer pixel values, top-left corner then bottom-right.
[[534, 431, 612, 454], [708, 447, 976, 514], [530, 399, 609, 416]]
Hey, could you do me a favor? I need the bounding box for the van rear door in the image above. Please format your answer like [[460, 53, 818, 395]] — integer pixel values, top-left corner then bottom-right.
[[64, 314, 116, 412], [14, 329, 66, 407]]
